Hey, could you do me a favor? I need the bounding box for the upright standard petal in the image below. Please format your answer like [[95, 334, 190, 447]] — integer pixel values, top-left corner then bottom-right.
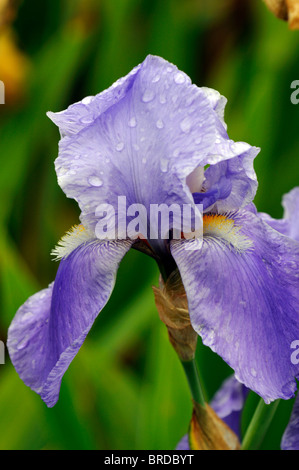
[[7, 239, 132, 407], [48, 55, 258, 241], [171, 210, 299, 403]]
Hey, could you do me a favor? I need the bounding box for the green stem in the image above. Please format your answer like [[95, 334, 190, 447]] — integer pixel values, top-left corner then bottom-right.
[[241, 398, 280, 450], [181, 358, 206, 407]]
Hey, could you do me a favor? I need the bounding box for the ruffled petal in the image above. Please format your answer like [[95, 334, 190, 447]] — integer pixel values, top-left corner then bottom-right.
[[48, 55, 258, 240], [7, 239, 132, 407], [194, 146, 260, 212], [171, 210, 299, 403], [47, 63, 142, 137], [259, 187, 299, 241]]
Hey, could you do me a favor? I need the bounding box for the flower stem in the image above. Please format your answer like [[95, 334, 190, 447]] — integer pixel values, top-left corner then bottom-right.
[[181, 358, 206, 407], [241, 398, 280, 450]]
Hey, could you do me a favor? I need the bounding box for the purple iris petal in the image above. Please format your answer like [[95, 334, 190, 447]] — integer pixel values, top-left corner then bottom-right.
[[171, 209, 299, 403], [210, 375, 249, 438], [196, 146, 259, 212], [47, 63, 142, 138], [176, 434, 190, 450], [48, 55, 258, 239], [259, 187, 299, 241], [281, 393, 299, 450], [7, 239, 131, 407], [282, 187, 299, 241]]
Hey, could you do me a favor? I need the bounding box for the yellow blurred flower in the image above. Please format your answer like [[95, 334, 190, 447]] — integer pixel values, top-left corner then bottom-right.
[[0, 0, 30, 105]]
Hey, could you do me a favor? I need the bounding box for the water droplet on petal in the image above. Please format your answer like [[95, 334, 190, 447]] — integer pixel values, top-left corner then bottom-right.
[[82, 96, 94, 105], [80, 116, 94, 124], [142, 89, 155, 103], [116, 142, 124, 151], [88, 176, 103, 187], [174, 72, 185, 84], [152, 75, 160, 83], [160, 158, 168, 173], [128, 117, 137, 128], [142, 157, 147, 164], [180, 117, 192, 133], [17, 336, 30, 350], [156, 119, 164, 129], [159, 94, 166, 104]]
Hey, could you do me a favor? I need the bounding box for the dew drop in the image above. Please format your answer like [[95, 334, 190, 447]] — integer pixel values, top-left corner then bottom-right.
[[152, 75, 160, 83], [142, 157, 147, 164], [180, 117, 192, 133], [174, 72, 185, 84], [160, 158, 168, 173], [142, 89, 155, 103], [159, 94, 167, 104], [128, 117, 137, 128], [156, 119, 164, 129], [88, 176, 103, 187], [82, 96, 94, 105], [17, 336, 30, 350], [116, 142, 124, 152], [80, 116, 94, 125]]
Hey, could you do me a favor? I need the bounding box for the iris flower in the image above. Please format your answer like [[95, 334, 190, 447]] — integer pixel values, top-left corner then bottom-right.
[[7, 55, 299, 408]]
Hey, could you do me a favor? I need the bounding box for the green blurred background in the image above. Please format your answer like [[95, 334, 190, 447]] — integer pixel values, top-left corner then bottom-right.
[[0, 0, 298, 450]]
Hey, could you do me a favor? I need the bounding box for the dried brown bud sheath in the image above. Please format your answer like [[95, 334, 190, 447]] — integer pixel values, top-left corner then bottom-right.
[[189, 401, 241, 450], [152, 271, 198, 361]]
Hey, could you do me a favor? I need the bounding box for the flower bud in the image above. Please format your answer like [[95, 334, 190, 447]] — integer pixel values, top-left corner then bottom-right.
[[189, 401, 241, 450], [152, 270, 198, 361], [263, 0, 299, 29]]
